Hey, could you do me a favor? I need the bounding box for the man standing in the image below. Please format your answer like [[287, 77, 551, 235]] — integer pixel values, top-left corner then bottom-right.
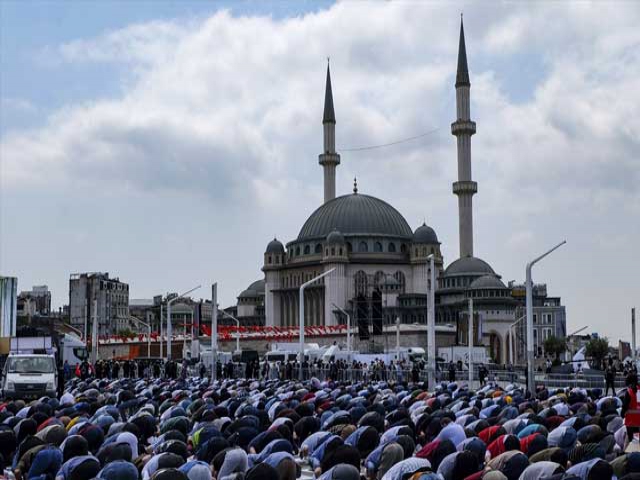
[[605, 364, 617, 397]]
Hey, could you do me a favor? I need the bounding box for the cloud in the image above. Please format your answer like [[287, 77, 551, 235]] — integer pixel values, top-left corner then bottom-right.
[[1, 2, 639, 340]]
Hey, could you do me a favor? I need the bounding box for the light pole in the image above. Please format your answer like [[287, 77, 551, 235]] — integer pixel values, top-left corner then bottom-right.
[[299, 269, 335, 380], [332, 303, 351, 359], [427, 254, 436, 387], [211, 283, 217, 383], [129, 317, 151, 358], [91, 298, 98, 363], [526, 240, 566, 394], [167, 285, 201, 361], [509, 314, 526, 365], [395, 317, 401, 360], [468, 297, 473, 385], [219, 309, 241, 354]]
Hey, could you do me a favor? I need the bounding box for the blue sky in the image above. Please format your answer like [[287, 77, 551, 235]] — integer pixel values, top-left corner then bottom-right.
[[1, 2, 639, 342]]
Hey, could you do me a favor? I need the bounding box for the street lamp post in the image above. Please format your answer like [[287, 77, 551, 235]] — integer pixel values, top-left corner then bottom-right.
[[220, 310, 241, 354], [211, 283, 217, 383], [129, 317, 151, 358], [167, 285, 201, 361], [526, 240, 566, 393], [91, 298, 98, 364], [299, 269, 335, 381], [332, 303, 351, 360], [468, 297, 473, 385], [427, 254, 436, 387], [509, 315, 526, 365]]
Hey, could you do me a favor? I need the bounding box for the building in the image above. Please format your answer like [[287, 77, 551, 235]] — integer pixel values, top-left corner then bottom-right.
[[17, 285, 52, 318], [0, 276, 18, 337], [69, 272, 129, 337], [223, 19, 568, 359], [261, 65, 443, 336]]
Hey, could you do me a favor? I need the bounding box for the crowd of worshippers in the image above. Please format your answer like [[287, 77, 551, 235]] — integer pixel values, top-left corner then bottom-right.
[[6, 370, 640, 480]]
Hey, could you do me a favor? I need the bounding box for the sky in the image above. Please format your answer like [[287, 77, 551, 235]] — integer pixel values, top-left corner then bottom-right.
[[1, 1, 639, 342]]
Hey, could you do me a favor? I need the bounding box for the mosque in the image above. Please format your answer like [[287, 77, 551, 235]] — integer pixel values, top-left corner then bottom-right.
[[230, 20, 566, 364]]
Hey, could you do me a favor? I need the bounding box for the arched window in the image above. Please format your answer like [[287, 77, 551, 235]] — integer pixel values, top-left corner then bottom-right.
[[275, 256, 280, 264], [325, 249, 329, 256], [354, 270, 368, 296], [422, 247, 427, 256], [431, 247, 435, 254], [346, 242, 353, 253], [374, 271, 385, 288], [393, 271, 406, 293], [295, 246, 300, 256], [358, 241, 368, 252], [268, 256, 272, 264], [400, 244, 407, 253], [339, 248, 343, 256], [331, 247, 335, 256], [374, 242, 383, 252], [303, 245, 310, 255], [315, 244, 322, 254], [415, 249, 419, 257], [388, 243, 396, 253]]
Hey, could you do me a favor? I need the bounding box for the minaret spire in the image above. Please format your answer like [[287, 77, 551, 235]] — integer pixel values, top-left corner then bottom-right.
[[319, 60, 341, 203], [452, 16, 477, 258], [323, 60, 336, 124], [456, 16, 470, 87]]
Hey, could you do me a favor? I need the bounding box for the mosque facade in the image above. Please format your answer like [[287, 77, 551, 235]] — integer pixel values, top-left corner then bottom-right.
[[230, 20, 566, 363]]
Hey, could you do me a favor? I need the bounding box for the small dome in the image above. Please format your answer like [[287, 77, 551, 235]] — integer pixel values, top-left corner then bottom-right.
[[238, 279, 265, 299], [413, 223, 439, 244], [238, 289, 257, 299], [265, 238, 285, 254], [469, 275, 506, 289], [444, 256, 496, 276], [326, 230, 345, 245]]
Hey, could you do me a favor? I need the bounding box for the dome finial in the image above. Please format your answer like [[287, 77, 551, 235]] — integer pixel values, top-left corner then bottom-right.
[[353, 177, 358, 194]]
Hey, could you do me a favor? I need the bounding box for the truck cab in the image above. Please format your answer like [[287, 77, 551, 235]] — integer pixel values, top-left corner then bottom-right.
[[1, 354, 57, 399]]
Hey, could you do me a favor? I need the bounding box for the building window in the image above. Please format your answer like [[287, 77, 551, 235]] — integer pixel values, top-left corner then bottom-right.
[[268, 256, 272, 264], [295, 247, 300, 256], [354, 271, 368, 296], [374, 242, 383, 252], [339, 248, 343, 256], [393, 271, 406, 293], [346, 242, 352, 253], [331, 247, 335, 256], [388, 243, 396, 253], [358, 241, 368, 252], [304, 245, 310, 255], [315, 244, 322, 254], [400, 244, 407, 253]]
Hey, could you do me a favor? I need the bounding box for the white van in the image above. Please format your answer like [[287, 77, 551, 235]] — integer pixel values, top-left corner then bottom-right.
[[1, 354, 58, 399]]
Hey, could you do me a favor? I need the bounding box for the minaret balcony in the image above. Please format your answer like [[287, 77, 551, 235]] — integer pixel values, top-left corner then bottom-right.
[[319, 152, 341, 166], [453, 181, 478, 195], [451, 120, 476, 135]]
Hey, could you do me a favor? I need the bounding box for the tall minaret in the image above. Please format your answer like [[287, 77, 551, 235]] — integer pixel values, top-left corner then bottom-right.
[[319, 62, 340, 203], [451, 18, 477, 258]]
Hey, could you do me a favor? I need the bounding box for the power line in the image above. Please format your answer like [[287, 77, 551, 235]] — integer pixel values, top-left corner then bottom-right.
[[339, 127, 442, 152]]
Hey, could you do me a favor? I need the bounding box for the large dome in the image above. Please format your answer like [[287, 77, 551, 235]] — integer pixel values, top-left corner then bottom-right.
[[297, 193, 413, 240], [444, 256, 496, 276]]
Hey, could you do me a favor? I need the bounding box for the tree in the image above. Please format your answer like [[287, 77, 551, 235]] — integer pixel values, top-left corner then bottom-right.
[[585, 337, 609, 371], [544, 336, 567, 363]]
